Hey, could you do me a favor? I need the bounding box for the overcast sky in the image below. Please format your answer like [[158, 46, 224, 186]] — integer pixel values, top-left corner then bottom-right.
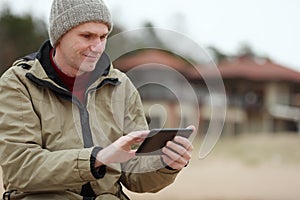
[[0, 0, 299, 71]]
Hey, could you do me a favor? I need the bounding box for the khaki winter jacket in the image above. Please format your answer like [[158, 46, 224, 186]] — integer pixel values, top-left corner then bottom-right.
[[0, 41, 179, 200]]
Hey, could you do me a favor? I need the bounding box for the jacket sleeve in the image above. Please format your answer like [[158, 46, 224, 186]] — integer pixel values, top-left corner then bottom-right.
[[120, 85, 180, 193], [0, 71, 96, 192], [120, 156, 180, 193]]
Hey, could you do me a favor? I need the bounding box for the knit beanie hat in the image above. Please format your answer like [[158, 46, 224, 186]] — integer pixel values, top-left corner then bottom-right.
[[49, 0, 113, 47]]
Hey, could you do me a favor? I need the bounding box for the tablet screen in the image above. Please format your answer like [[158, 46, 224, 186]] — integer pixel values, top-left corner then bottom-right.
[[135, 128, 193, 156]]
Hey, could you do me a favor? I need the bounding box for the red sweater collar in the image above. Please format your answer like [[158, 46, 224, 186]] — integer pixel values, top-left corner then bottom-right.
[[50, 48, 91, 103]]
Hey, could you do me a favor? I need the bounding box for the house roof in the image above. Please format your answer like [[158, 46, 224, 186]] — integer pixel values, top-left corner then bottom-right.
[[113, 49, 300, 83], [191, 55, 300, 83], [112, 49, 197, 76]]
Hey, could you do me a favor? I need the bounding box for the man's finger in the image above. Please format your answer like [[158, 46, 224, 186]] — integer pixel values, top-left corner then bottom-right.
[[128, 130, 149, 139], [173, 136, 193, 151], [122, 130, 149, 146]]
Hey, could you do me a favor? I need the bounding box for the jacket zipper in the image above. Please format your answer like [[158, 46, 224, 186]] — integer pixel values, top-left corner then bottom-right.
[[80, 78, 120, 148], [79, 107, 94, 148]]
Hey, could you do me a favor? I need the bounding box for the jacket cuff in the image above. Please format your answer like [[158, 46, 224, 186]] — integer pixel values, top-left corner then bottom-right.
[[77, 148, 96, 181], [160, 156, 181, 172], [90, 146, 106, 179]]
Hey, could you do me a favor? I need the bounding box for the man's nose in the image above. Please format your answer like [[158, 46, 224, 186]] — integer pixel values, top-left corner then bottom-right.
[[90, 38, 103, 52]]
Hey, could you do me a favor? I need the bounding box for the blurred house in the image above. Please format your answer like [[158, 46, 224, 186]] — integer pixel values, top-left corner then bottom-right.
[[113, 49, 300, 135], [113, 49, 199, 130], [192, 54, 300, 135]]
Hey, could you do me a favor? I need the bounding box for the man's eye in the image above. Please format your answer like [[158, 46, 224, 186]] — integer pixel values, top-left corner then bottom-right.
[[100, 35, 107, 40], [82, 34, 91, 39]]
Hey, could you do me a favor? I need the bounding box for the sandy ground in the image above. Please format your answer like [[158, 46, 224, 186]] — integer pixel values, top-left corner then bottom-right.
[[125, 159, 300, 200], [1, 135, 300, 200]]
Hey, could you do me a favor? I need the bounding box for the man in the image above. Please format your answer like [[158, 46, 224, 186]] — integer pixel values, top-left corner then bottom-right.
[[0, 0, 194, 199]]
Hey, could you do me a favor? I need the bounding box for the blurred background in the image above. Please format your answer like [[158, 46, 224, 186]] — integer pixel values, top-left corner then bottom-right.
[[0, 0, 300, 199]]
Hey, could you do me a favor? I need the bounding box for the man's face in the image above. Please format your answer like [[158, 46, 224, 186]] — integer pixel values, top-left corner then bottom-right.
[[55, 22, 109, 77]]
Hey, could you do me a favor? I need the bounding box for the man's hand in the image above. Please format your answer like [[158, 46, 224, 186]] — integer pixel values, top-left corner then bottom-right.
[[95, 130, 149, 167], [161, 125, 195, 170]]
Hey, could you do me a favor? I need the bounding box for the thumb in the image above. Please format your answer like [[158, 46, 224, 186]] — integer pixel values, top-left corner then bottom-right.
[[128, 149, 137, 158]]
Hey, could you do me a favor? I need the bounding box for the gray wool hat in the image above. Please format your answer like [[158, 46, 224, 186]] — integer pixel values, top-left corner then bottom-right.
[[49, 0, 113, 47]]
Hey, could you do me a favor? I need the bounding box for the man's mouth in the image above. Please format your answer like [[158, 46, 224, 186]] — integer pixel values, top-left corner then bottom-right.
[[82, 53, 99, 61]]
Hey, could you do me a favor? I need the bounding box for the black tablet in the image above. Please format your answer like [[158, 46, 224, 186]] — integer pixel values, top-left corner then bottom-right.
[[135, 128, 193, 156]]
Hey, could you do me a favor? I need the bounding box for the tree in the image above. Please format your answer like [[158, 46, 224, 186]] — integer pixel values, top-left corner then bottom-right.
[[0, 6, 48, 75], [207, 46, 228, 63]]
